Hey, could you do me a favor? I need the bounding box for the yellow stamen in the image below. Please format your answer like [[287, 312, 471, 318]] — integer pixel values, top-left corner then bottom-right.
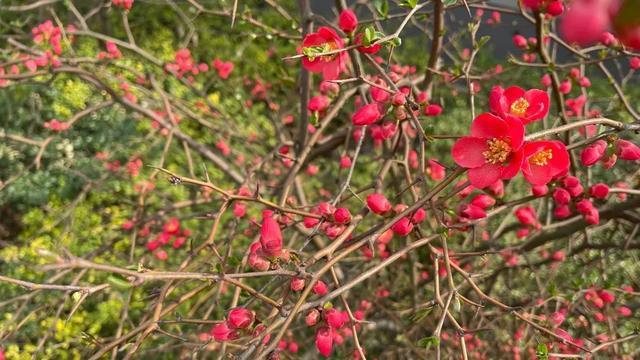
[[482, 138, 512, 164], [529, 149, 553, 166], [510, 97, 530, 117]]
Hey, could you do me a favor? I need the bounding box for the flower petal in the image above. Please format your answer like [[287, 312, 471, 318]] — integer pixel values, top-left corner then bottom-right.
[[523, 89, 550, 124], [489, 86, 507, 117], [548, 141, 570, 176], [503, 86, 526, 105], [452, 137, 488, 168], [501, 148, 524, 179], [504, 115, 525, 150], [523, 163, 553, 185], [470, 113, 508, 139], [468, 164, 503, 189]]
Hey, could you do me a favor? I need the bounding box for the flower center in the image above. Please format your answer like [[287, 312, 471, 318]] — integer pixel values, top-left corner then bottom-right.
[[482, 138, 512, 164], [529, 149, 553, 166], [302, 42, 339, 62], [510, 97, 530, 117]]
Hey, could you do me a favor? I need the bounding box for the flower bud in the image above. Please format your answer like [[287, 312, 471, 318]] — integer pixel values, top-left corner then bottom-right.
[[260, 210, 283, 257], [531, 184, 549, 197], [391, 217, 414, 236], [306, 309, 321, 326], [581, 140, 607, 166], [554, 204, 572, 219], [552, 187, 571, 205], [338, 9, 358, 33], [514, 206, 538, 226], [460, 204, 486, 220], [392, 91, 406, 106], [211, 322, 238, 342], [227, 307, 255, 329], [424, 104, 442, 117], [325, 308, 347, 329], [315, 326, 334, 357], [290, 277, 305, 291], [333, 207, 351, 224], [352, 104, 381, 126], [411, 208, 427, 224], [366, 193, 392, 215], [312, 280, 329, 295], [470, 194, 496, 209], [576, 199, 594, 215], [590, 183, 610, 199], [616, 139, 640, 160]]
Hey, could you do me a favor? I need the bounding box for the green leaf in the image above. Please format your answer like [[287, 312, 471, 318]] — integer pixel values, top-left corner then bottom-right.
[[375, 0, 389, 18], [310, 111, 319, 127], [443, 0, 457, 7], [536, 343, 549, 360], [401, 0, 419, 8], [363, 26, 376, 46], [417, 336, 440, 349], [477, 35, 491, 48], [409, 306, 434, 322]]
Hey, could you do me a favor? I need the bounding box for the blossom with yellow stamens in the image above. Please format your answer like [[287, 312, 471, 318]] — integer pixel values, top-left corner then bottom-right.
[[489, 85, 550, 125], [452, 113, 525, 189]]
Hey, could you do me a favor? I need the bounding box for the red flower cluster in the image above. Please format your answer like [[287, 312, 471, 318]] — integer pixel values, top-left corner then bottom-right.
[[112, 0, 134, 10], [124, 217, 191, 260], [452, 86, 570, 189], [32, 20, 63, 55], [43, 119, 70, 132]]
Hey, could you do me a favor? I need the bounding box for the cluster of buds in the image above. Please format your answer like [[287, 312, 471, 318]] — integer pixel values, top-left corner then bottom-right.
[[306, 300, 371, 357], [122, 217, 190, 260], [581, 138, 640, 169], [302, 202, 352, 240], [206, 307, 256, 342], [550, 176, 606, 225]]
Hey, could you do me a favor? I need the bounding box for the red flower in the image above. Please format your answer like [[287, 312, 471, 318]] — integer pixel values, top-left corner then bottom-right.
[[452, 113, 525, 189], [301, 27, 348, 80], [521, 140, 570, 186], [489, 86, 549, 125]]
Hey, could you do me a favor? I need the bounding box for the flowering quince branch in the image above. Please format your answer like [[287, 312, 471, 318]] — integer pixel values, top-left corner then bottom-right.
[[2, 1, 640, 360]]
